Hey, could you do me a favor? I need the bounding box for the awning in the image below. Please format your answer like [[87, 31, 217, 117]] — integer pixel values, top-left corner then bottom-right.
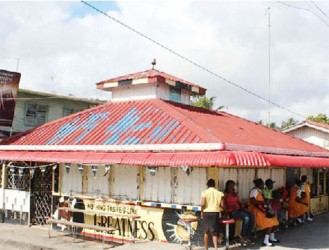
[[0, 150, 328, 168], [0, 150, 267, 167], [266, 154, 329, 168]]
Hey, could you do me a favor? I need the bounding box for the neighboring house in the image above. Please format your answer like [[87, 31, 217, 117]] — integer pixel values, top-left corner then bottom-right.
[[0, 68, 328, 245], [283, 121, 329, 214], [283, 121, 329, 150], [0, 89, 104, 139]]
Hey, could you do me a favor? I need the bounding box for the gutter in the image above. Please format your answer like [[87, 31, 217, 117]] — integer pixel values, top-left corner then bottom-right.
[[0, 143, 224, 152]]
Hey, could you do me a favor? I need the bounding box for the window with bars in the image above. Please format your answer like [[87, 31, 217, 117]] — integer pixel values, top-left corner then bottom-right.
[[63, 107, 78, 117], [6, 168, 30, 191], [24, 103, 48, 126]]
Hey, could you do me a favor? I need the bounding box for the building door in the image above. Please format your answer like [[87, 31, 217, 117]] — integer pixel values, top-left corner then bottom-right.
[[30, 167, 52, 225]]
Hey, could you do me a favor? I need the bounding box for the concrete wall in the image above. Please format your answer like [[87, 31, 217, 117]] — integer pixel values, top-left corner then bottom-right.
[[11, 91, 97, 132]]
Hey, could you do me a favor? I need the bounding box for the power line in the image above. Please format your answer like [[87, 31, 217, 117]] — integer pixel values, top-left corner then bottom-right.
[[311, 1, 329, 19], [277, 1, 329, 28], [81, 0, 307, 119]]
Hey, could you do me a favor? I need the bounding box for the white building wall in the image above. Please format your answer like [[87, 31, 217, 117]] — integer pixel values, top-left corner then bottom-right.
[[181, 89, 191, 105], [111, 82, 191, 105], [61, 164, 83, 196], [86, 165, 109, 198], [287, 127, 329, 150], [0, 189, 30, 212], [143, 167, 172, 203], [174, 167, 207, 205], [111, 84, 157, 102], [237, 168, 256, 203], [218, 168, 238, 191], [271, 168, 286, 188], [218, 167, 285, 201], [111, 165, 139, 200]]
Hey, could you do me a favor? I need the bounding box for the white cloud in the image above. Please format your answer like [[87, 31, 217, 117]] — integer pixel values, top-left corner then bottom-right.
[[0, 1, 328, 125]]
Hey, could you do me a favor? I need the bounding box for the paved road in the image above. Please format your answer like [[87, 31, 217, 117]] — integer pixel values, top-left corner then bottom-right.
[[0, 212, 328, 250]]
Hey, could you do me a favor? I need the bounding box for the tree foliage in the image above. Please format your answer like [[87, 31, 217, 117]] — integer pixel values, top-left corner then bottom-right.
[[191, 96, 223, 110], [258, 120, 279, 130], [307, 113, 329, 124], [281, 117, 299, 129]]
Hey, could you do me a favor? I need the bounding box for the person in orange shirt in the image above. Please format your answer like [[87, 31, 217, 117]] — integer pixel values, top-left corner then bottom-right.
[[248, 178, 279, 247], [300, 175, 313, 222], [201, 179, 224, 250], [288, 180, 309, 224]]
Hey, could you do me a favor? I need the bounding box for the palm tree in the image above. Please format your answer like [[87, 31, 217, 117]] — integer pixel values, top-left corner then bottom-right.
[[281, 118, 298, 129], [191, 96, 224, 110]]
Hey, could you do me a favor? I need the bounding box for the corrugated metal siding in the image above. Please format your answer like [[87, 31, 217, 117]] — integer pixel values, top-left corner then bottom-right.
[[237, 168, 256, 202], [175, 167, 207, 205], [218, 168, 238, 191], [271, 168, 286, 188], [143, 166, 172, 203], [218, 168, 256, 201], [111, 165, 138, 200], [86, 165, 109, 197], [256, 168, 272, 184], [61, 164, 83, 195]]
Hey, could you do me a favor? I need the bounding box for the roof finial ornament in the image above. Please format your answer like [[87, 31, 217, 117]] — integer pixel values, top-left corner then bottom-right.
[[151, 58, 156, 69]]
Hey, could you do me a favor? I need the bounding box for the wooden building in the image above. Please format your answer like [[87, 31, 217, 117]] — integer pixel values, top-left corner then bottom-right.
[[0, 69, 328, 245]]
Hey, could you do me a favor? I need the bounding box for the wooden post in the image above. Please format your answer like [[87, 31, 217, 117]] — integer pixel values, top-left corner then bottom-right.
[[108, 165, 113, 198], [82, 166, 88, 196], [1, 162, 6, 223], [138, 166, 144, 201]]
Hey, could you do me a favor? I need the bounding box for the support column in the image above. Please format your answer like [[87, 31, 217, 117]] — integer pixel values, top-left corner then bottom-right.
[[138, 166, 144, 201], [1, 161, 6, 223]]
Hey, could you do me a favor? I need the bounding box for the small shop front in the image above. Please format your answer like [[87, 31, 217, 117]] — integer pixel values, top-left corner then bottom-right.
[[287, 167, 329, 215]]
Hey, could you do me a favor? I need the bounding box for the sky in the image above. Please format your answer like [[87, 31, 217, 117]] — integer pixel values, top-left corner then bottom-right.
[[0, 1, 328, 126]]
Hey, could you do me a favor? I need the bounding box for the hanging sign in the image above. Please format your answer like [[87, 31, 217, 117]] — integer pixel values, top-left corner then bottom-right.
[[0, 69, 21, 127]]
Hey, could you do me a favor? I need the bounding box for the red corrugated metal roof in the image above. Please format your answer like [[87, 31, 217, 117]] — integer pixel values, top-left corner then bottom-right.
[[166, 101, 329, 155], [306, 120, 329, 131], [1, 99, 328, 157], [1, 150, 328, 168], [96, 69, 205, 92]]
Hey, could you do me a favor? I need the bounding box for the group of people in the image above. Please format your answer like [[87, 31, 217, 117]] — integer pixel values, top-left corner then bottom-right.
[[200, 176, 312, 250]]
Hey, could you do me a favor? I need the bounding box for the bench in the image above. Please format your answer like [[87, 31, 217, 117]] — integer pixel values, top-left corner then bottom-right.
[[48, 218, 117, 245]]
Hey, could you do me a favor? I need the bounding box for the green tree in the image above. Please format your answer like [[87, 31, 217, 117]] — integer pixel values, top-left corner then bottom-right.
[[281, 117, 299, 129], [257, 120, 278, 130], [307, 114, 329, 124], [191, 96, 223, 110]]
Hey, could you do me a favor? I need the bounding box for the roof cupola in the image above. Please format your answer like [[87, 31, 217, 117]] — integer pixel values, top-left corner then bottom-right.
[[96, 63, 206, 105]]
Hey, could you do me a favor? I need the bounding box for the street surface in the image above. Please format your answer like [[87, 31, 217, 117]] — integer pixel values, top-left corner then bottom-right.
[[0, 212, 327, 250]]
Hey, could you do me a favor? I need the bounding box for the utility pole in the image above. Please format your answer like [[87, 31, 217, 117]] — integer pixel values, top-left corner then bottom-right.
[[267, 7, 271, 128], [15, 58, 20, 72]]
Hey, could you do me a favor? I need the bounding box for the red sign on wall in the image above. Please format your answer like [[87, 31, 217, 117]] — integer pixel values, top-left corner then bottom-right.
[[0, 69, 21, 127]]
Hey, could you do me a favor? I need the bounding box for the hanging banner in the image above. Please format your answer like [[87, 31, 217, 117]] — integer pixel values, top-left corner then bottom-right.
[[0, 69, 21, 127]]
